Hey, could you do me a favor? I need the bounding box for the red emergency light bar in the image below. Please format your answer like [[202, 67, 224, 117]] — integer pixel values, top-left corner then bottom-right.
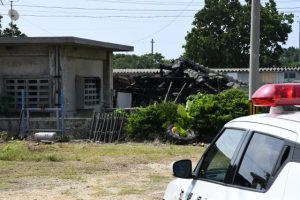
[[252, 83, 300, 107]]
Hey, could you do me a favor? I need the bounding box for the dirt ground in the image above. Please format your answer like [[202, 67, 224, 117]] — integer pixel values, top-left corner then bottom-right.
[[0, 164, 168, 200], [0, 142, 203, 200]]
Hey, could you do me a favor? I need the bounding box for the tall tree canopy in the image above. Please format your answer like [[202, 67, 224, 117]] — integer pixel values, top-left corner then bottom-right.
[[184, 0, 293, 68], [279, 47, 300, 68], [0, 15, 26, 37], [113, 53, 171, 69]]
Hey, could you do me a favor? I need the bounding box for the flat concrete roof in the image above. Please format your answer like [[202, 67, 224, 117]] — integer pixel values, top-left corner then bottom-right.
[[0, 36, 133, 51]]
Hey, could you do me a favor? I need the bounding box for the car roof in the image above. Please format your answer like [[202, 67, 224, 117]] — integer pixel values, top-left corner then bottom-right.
[[227, 111, 300, 142]]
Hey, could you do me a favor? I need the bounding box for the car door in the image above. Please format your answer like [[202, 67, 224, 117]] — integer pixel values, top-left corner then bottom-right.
[[176, 128, 248, 200], [184, 128, 295, 200]]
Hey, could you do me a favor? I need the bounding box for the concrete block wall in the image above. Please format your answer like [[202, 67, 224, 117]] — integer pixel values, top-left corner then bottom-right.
[[0, 118, 92, 139]]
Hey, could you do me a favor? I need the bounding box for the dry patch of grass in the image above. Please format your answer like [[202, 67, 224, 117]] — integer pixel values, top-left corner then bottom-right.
[[0, 141, 204, 200]]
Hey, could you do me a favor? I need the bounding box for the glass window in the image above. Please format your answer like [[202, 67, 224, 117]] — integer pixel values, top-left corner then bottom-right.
[[199, 129, 246, 182], [233, 133, 284, 191], [284, 72, 296, 82]]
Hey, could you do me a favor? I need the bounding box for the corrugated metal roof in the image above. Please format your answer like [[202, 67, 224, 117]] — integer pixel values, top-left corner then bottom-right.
[[212, 67, 300, 72], [113, 69, 161, 74], [113, 67, 300, 74]]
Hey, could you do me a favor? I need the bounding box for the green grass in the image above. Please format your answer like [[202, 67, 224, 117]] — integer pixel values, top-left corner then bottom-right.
[[0, 141, 205, 198], [0, 141, 203, 163]]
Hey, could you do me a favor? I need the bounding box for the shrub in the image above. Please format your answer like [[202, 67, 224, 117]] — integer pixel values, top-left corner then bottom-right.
[[172, 104, 193, 137], [0, 131, 8, 141], [189, 88, 248, 139], [125, 102, 178, 141]]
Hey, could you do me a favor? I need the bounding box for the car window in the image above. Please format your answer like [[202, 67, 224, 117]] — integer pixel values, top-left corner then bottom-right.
[[233, 133, 284, 191], [199, 129, 246, 182]]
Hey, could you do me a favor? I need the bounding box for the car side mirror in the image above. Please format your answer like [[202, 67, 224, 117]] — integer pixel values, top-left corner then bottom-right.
[[172, 159, 192, 179]]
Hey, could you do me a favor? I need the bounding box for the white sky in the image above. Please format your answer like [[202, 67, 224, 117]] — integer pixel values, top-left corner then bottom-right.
[[0, 0, 299, 59]]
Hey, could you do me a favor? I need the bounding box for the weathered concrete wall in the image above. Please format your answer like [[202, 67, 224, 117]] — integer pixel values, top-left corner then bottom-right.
[[61, 46, 105, 113], [0, 44, 113, 114], [0, 45, 49, 76], [0, 118, 92, 139], [0, 45, 50, 94]]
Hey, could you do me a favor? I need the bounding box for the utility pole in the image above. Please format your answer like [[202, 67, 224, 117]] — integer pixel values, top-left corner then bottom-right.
[[298, 20, 300, 64], [10, 0, 13, 36], [249, 0, 261, 100], [150, 38, 155, 54]]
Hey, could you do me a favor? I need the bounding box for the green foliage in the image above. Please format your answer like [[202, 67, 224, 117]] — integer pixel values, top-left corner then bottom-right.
[[173, 104, 193, 137], [126, 89, 248, 141], [58, 135, 71, 143], [0, 142, 66, 161], [0, 131, 8, 141], [279, 47, 300, 67], [0, 16, 26, 37], [125, 102, 178, 141], [113, 53, 171, 69], [184, 0, 293, 68], [45, 154, 64, 162], [189, 88, 248, 138]]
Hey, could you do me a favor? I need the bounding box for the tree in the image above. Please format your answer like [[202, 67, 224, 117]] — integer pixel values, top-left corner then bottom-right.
[[113, 53, 171, 69], [0, 15, 26, 37], [279, 47, 300, 68], [184, 0, 293, 68]]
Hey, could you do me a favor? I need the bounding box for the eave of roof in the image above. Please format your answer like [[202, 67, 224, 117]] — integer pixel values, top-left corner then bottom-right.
[[113, 67, 300, 75], [212, 67, 300, 72], [0, 36, 133, 51], [113, 69, 161, 74]]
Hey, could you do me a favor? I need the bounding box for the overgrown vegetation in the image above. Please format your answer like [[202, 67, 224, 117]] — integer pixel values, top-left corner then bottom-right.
[[188, 89, 249, 139], [126, 89, 249, 142], [126, 102, 178, 141], [0, 142, 65, 161]]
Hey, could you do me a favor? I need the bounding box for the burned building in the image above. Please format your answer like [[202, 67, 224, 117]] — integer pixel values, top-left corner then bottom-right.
[[114, 59, 245, 107]]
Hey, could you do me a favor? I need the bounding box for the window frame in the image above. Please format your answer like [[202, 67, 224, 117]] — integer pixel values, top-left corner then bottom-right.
[[83, 77, 101, 107], [4, 77, 51, 111], [193, 127, 249, 185], [193, 128, 295, 193], [231, 131, 286, 192]]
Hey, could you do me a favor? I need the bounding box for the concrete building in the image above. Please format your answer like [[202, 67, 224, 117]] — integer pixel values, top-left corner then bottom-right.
[[213, 67, 300, 84], [0, 37, 133, 115]]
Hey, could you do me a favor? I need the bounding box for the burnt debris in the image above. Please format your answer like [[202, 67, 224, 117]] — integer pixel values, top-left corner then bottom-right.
[[113, 59, 245, 107]]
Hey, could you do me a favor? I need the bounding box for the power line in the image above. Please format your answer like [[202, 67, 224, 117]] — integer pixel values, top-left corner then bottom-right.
[[5, 4, 199, 11], [0, 0, 56, 36], [5, 2, 300, 13], [128, 0, 195, 44], [1, 13, 194, 18], [87, 0, 202, 6]]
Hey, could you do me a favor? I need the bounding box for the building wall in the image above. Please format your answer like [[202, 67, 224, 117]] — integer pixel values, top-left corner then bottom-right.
[[0, 45, 49, 94], [231, 71, 299, 84], [0, 44, 114, 113], [0, 117, 92, 139], [237, 72, 249, 83], [61, 46, 106, 113]]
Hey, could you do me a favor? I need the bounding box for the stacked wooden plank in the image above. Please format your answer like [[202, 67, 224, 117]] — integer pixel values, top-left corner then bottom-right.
[[89, 112, 126, 143]]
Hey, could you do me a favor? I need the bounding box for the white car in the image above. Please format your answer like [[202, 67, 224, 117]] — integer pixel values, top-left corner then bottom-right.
[[163, 83, 300, 200]]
